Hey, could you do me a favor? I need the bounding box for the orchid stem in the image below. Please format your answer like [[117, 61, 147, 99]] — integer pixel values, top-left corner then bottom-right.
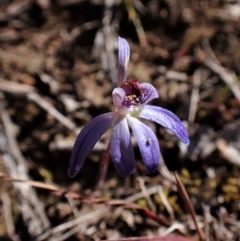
[[94, 142, 110, 190], [173, 171, 205, 241]]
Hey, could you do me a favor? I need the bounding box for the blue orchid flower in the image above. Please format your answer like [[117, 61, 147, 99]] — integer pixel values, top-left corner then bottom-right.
[[69, 37, 189, 178]]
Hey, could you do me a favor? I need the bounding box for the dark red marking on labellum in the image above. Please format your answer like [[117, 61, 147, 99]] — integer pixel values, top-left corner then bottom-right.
[[121, 80, 142, 97], [120, 80, 143, 107]]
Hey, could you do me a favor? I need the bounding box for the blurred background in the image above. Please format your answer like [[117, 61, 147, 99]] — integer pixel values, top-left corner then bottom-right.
[[0, 0, 240, 240]]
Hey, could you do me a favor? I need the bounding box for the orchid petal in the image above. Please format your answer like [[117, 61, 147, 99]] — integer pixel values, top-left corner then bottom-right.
[[112, 87, 125, 109], [68, 112, 119, 177], [110, 118, 135, 177], [127, 116, 160, 173], [139, 83, 159, 105], [118, 37, 130, 85], [140, 105, 189, 145]]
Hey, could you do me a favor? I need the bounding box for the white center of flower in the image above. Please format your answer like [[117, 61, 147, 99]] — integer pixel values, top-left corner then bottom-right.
[[126, 105, 143, 117], [117, 104, 143, 117]]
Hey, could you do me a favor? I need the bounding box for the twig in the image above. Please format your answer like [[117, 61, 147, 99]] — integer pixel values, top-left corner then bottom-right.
[[201, 37, 220, 65], [163, 223, 187, 237], [61, 20, 100, 45], [173, 171, 205, 241], [137, 176, 156, 212], [0, 80, 78, 134], [166, 71, 188, 82], [202, 204, 210, 241], [0, 79, 36, 94], [67, 197, 80, 218], [188, 69, 202, 124], [65, 196, 82, 241], [201, 37, 240, 107], [158, 154, 175, 183], [157, 186, 175, 220], [7, 0, 32, 18], [27, 92, 78, 135], [53, 224, 87, 241], [102, 235, 194, 241], [216, 139, 240, 166], [204, 59, 240, 104], [37, 206, 111, 241], [1, 192, 18, 240], [132, 0, 147, 14]]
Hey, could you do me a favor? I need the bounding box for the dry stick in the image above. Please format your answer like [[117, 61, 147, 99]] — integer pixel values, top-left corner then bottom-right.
[[37, 206, 111, 241], [0, 78, 36, 94], [65, 196, 82, 239], [204, 59, 240, 104], [67, 197, 80, 218], [201, 37, 240, 107], [1, 192, 18, 240], [173, 171, 205, 241], [0, 79, 79, 135], [137, 176, 156, 212], [65, 20, 100, 44], [103, 236, 193, 241], [157, 186, 175, 220], [188, 69, 202, 124], [164, 223, 186, 237], [202, 204, 210, 241], [158, 154, 175, 183], [27, 92, 78, 135], [53, 224, 88, 241]]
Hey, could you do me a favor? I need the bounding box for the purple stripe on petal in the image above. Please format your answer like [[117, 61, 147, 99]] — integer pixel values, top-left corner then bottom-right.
[[140, 105, 190, 145], [139, 83, 159, 105], [69, 112, 119, 177], [127, 116, 160, 174], [110, 118, 135, 177], [112, 87, 125, 109], [118, 37, 130, 86]]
